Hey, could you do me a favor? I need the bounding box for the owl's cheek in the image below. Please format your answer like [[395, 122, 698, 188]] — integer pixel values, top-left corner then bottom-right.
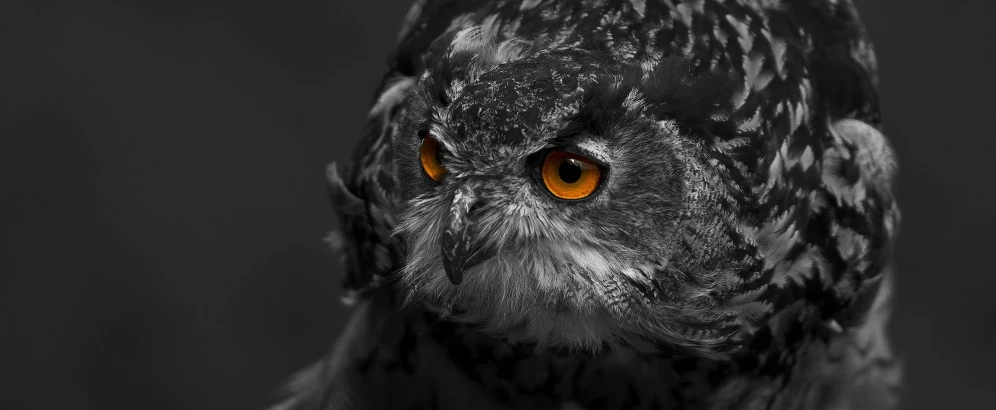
[[390, 148, 434, 201], [395, 165, 425, 200]]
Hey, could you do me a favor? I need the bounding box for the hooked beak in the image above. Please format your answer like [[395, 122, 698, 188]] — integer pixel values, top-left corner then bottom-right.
[[439, 183, 495, 285]]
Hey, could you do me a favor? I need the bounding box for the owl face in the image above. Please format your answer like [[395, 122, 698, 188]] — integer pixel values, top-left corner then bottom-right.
[[390, 28, 757, 354]]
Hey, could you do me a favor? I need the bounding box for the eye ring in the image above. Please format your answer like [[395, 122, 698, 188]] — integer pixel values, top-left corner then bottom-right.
[[419, 134, 448, 181], [540, 150, 603, 200]]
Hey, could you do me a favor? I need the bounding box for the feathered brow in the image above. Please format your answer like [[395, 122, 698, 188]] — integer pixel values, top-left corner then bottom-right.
[[556, 57, 740, 143]]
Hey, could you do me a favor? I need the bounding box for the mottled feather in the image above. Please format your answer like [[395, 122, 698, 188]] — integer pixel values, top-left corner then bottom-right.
[[273, 1, 900, 409]]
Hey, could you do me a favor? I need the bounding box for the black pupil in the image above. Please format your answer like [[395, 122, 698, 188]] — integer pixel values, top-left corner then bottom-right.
[[558, 159, 583, 183], [431, 141, 445, 162]]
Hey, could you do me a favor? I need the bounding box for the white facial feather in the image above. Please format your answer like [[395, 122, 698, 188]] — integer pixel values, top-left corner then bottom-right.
[[394, 184, 658, 350]]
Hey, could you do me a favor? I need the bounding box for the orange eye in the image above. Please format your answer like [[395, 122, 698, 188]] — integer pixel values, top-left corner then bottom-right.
[[541, 151, 602, 200], [419, 134, 448, 181]]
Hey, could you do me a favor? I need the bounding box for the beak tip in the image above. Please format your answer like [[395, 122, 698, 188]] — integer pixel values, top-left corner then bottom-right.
[[442, 260, 464, 285]]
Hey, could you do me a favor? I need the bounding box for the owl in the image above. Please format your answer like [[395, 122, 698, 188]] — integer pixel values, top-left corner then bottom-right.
[[272, 0, 900, 409]]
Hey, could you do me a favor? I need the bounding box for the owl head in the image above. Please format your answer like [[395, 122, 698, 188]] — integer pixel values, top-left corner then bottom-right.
[[386, 26, 763, 356]]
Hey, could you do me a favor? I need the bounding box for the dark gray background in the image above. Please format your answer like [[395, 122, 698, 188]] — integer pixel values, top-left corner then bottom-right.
[[2, 1, 993, 409]]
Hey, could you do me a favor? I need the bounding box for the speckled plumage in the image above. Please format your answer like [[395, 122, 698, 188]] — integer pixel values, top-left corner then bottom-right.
[[273, 0, 900, 409]]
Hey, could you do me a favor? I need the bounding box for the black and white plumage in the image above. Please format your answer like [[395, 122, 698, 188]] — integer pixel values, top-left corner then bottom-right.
[[273, 0, 900, 408]]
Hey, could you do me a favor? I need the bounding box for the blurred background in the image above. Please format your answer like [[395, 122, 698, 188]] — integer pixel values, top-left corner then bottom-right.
[[2, 0, 993, 409]]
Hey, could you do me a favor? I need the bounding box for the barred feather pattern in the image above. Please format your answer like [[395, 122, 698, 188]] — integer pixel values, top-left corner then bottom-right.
[[273, 0, 900, 409]]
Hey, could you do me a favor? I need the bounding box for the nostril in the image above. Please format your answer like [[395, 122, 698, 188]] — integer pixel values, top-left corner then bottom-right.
[[467, 200, 485, 216], [451, 182, 486, 216]]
